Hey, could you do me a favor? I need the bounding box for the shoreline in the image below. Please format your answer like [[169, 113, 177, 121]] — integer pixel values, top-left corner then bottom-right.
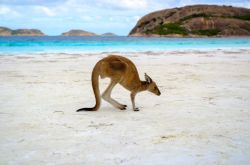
[[128, 34, 250, 38], [1, 35, 250, 38], [1, 47, 250, 56]]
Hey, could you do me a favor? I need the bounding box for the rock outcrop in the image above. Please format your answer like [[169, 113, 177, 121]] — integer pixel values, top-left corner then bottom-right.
[[0, 27, 45, 36], [61, 29, 97, 36], [101, 33, 117, 36], [0, 27, 12, 36], [129, 5, 250, 37]]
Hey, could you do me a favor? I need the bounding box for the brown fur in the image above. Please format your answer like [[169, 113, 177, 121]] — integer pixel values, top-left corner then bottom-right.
[[77, 55, 161, 112]]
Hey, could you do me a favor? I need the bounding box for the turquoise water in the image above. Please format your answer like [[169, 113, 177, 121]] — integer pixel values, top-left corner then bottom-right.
[[0, 36, 250, 54]]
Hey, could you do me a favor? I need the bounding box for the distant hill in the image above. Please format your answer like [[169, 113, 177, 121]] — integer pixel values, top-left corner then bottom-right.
[[129, 5, 250, 37], [101, 33, 117, 36], [0, 27, 45, 36], [61, 29, 97, 36]]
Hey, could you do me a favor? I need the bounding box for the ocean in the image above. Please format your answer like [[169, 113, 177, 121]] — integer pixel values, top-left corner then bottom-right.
[[0, 36, 250, 54]]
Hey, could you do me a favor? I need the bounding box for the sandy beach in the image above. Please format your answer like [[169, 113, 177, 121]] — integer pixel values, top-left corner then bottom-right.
[[0, 50, 250, 164]]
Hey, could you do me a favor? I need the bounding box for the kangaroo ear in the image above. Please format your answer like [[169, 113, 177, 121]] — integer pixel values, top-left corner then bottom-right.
[[145, 73, 152, 83]]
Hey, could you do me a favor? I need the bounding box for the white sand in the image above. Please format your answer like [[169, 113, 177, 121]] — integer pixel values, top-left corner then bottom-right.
[[0, 50, 250, 164]]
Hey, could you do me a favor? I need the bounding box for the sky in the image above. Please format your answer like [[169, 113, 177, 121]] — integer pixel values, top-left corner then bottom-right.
[[0, 0, 250, 35]]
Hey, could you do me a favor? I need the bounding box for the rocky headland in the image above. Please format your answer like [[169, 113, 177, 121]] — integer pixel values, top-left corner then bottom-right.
[[129, 5, 250, 37], [0, 27, 45, 36], [61, 29, 97, 36], [101, 33, 117, 36]]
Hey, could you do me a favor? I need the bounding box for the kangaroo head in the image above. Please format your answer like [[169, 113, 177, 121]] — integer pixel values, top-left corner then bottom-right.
[[145, 73, 161, 96]]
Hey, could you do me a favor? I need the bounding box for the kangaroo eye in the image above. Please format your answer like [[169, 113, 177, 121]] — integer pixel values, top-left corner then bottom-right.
[[154, 87, 157, 90]]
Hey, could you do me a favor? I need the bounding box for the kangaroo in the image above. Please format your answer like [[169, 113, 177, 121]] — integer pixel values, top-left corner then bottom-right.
[[76, 55, 161, 112]]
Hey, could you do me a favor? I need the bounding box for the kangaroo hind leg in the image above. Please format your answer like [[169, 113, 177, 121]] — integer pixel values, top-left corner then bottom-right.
[[102, 80, 127, 110]]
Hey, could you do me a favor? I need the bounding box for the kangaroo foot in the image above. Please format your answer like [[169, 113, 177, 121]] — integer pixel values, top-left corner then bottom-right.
[[118, 104, 127, 110]]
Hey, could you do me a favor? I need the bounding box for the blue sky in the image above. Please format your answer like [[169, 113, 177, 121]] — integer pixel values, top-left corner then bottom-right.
[[0, 0, 249, 35]]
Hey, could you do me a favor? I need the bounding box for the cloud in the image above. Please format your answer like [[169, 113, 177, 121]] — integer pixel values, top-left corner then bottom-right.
[[1, 0, 250, 35], [177, 0, 250, 8], [34, 6, 56, 16], [104, 0, 148, 10], [0, 6, 12, 15], [0, 0, 67, 6], [80, 15, 94, 22], [60, 0, 150, 11], [0, 5, 20, 17]]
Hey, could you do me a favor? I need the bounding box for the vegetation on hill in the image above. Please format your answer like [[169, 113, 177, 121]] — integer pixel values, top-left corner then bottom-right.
[[150, 22, 220, 36], [152, 23, 188, 35]]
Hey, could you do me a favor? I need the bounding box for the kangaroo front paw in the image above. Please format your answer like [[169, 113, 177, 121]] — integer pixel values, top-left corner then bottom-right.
[[134, 107, 140, 111], [118, 104, 127, 110]]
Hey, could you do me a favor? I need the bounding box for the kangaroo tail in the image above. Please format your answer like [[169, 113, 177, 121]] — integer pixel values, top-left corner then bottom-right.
[[77, 62, 101, 112]]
